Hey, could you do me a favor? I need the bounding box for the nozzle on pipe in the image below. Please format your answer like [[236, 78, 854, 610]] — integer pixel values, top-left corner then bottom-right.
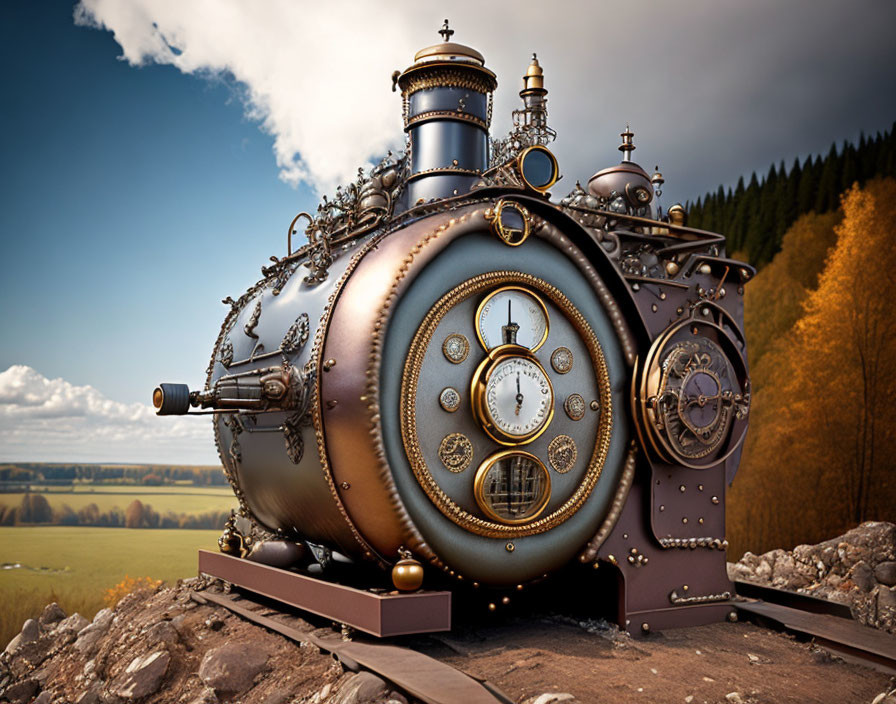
[[153, 383, 191, 415]]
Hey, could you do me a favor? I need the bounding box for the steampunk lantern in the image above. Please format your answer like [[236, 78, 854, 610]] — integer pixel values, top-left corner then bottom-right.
[[155, 22, 753, 635]]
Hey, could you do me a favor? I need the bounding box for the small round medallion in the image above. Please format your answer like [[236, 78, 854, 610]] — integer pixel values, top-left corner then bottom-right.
[[438, 433, 474, 473], [548, 434, 577, 474], [564, 393, 586, 421], [439, 387, 461, 413], [550, 346, 573, 374], [442, 333, 470, 364]]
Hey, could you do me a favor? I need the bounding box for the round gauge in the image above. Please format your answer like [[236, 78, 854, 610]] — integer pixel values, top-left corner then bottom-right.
[[472, 345, 554, 445], [476, 286, 549, 351], [635, 314, 750, 469], [474, 451, 551, 524]]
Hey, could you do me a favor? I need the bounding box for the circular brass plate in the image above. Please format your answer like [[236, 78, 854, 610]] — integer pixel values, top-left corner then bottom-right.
[[548, 435, 578, 473], [550, 346, 574, 374], [564, 393, 586, 421], [442, 333, 470, 363], [438, 433, 474, 472], [439, 387, 461, 413], [400, 270, 613, 538]]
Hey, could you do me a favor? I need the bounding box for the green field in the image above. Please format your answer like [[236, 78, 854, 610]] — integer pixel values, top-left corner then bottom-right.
[[0, 526, 220, 647], [0, 485, 237, 515]]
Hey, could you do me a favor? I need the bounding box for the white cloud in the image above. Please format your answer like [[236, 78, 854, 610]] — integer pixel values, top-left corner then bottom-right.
[[0, 366, 217, 464], [73, 1, 895, 204]]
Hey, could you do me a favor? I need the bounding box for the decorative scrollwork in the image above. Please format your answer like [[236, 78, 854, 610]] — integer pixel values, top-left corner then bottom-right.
[[219, 337, 233, 369], [281, 313, 310, 355]]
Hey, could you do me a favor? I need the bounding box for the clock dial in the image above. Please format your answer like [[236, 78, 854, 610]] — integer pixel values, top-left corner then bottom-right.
[[477, 351, 554, 444], [476, 287, 549, 351]]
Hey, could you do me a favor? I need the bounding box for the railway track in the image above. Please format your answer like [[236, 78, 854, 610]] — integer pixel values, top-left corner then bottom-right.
[[192, 578, 896, 703]]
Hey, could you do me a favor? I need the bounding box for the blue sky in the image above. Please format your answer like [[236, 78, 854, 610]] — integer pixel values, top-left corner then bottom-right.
[[1, 0, 894, 463]]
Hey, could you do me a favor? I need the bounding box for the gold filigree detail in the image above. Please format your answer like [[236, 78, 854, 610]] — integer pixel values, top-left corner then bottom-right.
[[548, 435, 577, 474], [442, 333, 470, 363], [550, 346, 573, 374], [564, 393, 586, 421], [400, 270, 614, 538], [438, 433, 473, 472]]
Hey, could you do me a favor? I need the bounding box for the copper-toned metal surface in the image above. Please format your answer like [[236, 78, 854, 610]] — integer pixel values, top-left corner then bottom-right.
[[197, 550, 451, 638]]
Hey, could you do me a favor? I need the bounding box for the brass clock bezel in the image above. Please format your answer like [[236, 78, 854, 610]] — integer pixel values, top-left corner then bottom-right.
[[632, 308, 750, 470], [517, 145, 560, 193], [474, 285, 550, 352], [470, 344, 555, 446], [399, 270, 614, 539], [473, 450, 552, 525]]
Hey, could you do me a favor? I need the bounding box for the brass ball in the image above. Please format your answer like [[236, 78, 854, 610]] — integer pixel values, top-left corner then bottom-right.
[[217, 529, 242, 555], [488, 602, 497, 612], [391, 557, 424, 592], [501, 596, 510, 605]]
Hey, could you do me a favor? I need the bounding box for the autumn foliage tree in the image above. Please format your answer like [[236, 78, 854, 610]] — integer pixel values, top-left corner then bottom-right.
[[729, 178, 896, 556]]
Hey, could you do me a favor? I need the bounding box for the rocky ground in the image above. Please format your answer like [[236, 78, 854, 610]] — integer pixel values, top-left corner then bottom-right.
[[728, 521, 896, 632], [1, 523, 894, 704]]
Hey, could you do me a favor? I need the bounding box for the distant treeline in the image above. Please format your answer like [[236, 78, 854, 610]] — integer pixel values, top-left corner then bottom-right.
[[0, 494, 228, 530], [686, 122, 896, 267], [0, 463, 228, 486]]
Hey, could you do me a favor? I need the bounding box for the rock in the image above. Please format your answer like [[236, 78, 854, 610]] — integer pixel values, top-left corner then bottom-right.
[[199, 643, 270, 694], [33, 691, 53, 704], [57, 612, 90, 635], [755, 559, 772, 580], [386, 692, 409, 704], [525, 695, 576, 704], [186, 688, 219, 704], [109, 650, 170, 699], [878, 585, 896, 612], [39, 602, 67, 627], [261, 692, 289, 704], [332, 671, 389, 704], [144, 620, 178, 646], [21, 618, 40, 643], [851, 561, 875, 591], [875, 561, 896, 587], [4, 678, 40, 704], [725, 693, 744, 704], [93, 608, 114, 629], [76, 621, 111, 658]]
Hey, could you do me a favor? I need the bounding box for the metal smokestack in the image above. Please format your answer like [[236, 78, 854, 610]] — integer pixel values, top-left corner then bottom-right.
[[395, 20, 497, 208]]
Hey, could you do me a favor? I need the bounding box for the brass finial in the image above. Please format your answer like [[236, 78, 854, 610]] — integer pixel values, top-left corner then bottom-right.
[[619, 125, 635, 162], [439, 19, 454, 42], [522, 53, 545, 93]]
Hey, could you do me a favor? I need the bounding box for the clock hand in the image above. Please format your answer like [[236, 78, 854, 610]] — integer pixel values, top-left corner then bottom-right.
[[515, 372, 524, 415]]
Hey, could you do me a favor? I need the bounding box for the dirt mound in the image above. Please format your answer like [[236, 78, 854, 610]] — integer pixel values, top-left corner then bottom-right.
[[0, 580, 410, 704], [728, 521, 896, 632]]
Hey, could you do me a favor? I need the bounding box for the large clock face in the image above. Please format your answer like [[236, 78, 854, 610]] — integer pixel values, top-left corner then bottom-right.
[[483, 354, 553, 441], [400, 271, 613, 535]]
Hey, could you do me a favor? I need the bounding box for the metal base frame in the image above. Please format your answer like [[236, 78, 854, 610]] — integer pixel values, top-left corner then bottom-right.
[[197, 550, 451, 638]]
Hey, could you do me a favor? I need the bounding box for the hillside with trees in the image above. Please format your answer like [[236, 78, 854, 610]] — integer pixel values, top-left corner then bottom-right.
[[727, 177, 896, 558], [686, 123, 896, 267]]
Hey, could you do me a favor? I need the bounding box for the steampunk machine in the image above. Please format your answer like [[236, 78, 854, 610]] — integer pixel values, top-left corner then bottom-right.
[[155, 22, 753, 637]]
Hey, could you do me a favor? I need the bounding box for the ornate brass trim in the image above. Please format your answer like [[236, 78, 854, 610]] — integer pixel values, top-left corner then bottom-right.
[[400, 270, 614, 538], [399, 64, 497, 97], [406, 110, 489, 131], [473, 450, 551, 524], [517, 145, 560, 192], [484, 200, 532, 247], [474, 285, 548, 351]]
